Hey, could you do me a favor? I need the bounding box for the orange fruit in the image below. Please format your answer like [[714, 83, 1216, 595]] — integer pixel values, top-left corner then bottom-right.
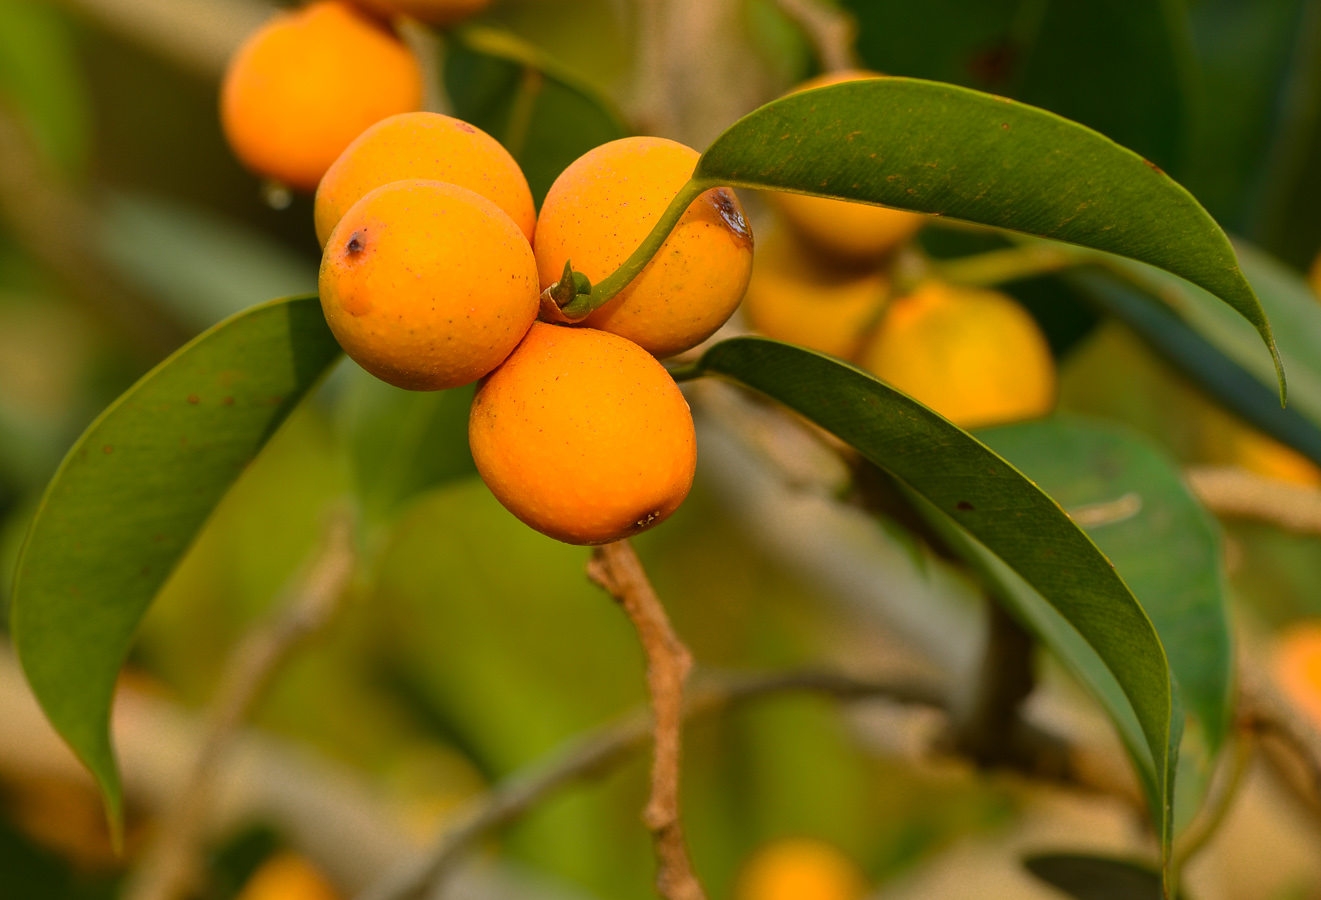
[[1229, 427, 1321, 487], [469, 322, 696, 544], [315, 111, 535, 247], [1273, 622, 1321, 728], [220, 0, 422, 192], [319, 179, 538, 390], [237, 853, 340, 900], [351, 0, 492, 25], [534, 136, 754, 358], [743, 228, 888, 359], [858, 281, 1055, 429], [766, 70, 926, 262], [735, 838, 866, 900]]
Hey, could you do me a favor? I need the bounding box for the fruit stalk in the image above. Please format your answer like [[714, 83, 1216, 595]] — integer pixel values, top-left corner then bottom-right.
[[587, 540, 708, 900]]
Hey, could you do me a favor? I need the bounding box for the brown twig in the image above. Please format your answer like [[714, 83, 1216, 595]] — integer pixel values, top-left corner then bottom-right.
[[772, 0, 857, 73], [588, 540, 706, 900], [123, 509, 357, 900], [355, 666, 948, 900], [953, 600, 1037, 766], [1185, 465, 1321, 536]]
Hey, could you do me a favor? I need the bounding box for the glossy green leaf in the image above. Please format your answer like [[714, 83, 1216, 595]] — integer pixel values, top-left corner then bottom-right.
[[693, 78, 1281, 393], [10, 295, 342, 829], [337, 362, 476, 525], [1024, 853, 1174, 900], [444, 25, 629, 206], [691, 337, 1177, 851]]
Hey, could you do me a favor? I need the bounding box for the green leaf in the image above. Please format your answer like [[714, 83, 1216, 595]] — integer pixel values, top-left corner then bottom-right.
[[691, 337, 1178, 853], [0, 0, 90, 177], [1024, 853, 1174, 900], [337, 362, 476, 525], [9, 295, 342, 831], [693, 77, 1282, 396], [444, 25, 629, 206]]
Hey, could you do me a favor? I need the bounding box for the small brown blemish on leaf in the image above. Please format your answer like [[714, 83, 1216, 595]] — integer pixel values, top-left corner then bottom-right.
[[222, 396, 234, 405], [956, 501, 974, 511], [187, 394, 199, 404], [1142, 158, 1164, 175], [103, 445, 113, 454], [1001, 123, 1010, 130]]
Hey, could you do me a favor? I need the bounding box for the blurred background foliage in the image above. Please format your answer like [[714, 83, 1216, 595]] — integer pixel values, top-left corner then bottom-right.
[[4, 1, 1321, 899]]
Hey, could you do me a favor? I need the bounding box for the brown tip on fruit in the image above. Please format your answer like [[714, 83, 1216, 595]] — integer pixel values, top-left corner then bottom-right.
[[710, 188, 752, 248]]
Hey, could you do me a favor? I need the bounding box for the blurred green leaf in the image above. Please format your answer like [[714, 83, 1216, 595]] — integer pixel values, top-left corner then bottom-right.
[[1024, 853, 1172, 900], [0, 0, 90, 177], [1087, 242, 1321, 464], [96, 192, 318, 331], [695, 78, 1280, 392], [337, 362, 476, 526], [980, 417, 1230, 752], [840, 0, 1196, 173], [444, 25, 629, 206], [10, 295, 341, 830], [691, 337, 1178, 856]]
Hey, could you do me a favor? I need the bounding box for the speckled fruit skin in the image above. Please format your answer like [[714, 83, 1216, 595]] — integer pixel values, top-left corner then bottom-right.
[[766, 70, 925, 262], [533, 137, 754, 358], [352, 0, 492, 25], [469, 322, 697, 545], [858, 281, 1055, 429], [743, 228, 888, 359], [315, 111, 536, 247], [220, 1, 422, 192], [319, 179, 538, 391]]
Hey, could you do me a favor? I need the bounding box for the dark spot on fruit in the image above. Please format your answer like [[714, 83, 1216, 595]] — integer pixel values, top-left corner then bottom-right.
[[346, 231, 366, 254], [457, 122, 476, 133], [956, 501, 974, 511], [709, 188, 752, 248]]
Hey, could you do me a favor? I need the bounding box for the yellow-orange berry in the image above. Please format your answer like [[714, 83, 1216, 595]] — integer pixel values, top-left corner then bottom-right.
[[1230, 426, 1321, 487], [534, 137, 754, 358], [319, 179, 538, 390], [1274, 622, 1321, 728], [237, 853, 340, 900], [735, 838, 866, 900], [743, 229, 888, 359], [766, 70, 925, 262], [351, 0, 492, 26], [315, 111, 535, 247], [469, 322, 696, 544], [858, 281, 1055, 429], [220, 1, 422, 191]]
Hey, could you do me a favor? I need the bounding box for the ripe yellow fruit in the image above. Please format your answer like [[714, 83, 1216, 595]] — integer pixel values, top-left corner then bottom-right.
[[735, 838, 866, 900], [351, 0, 492, 25], [859, 281, 1055, 429], [1273, 622, 1321, 728], [315, 111, 536, 247], [319, 179, 539, 390], [766, 70, 925, 262], [220, 1, 422, 192], [469, 322, 696, 545], [1229, 427, 1321, 487], [743, 229, 888, 359], [237, 853, 340, 900], [534, 136, 754, 358]]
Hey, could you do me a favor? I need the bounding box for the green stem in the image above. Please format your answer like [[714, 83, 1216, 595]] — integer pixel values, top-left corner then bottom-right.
[[556, 178, 714, 319], [932, 244, 1074, 288]]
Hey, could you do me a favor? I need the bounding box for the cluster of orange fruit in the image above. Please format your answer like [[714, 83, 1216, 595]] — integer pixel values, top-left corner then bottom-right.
[[313, 121, 750, 545]]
